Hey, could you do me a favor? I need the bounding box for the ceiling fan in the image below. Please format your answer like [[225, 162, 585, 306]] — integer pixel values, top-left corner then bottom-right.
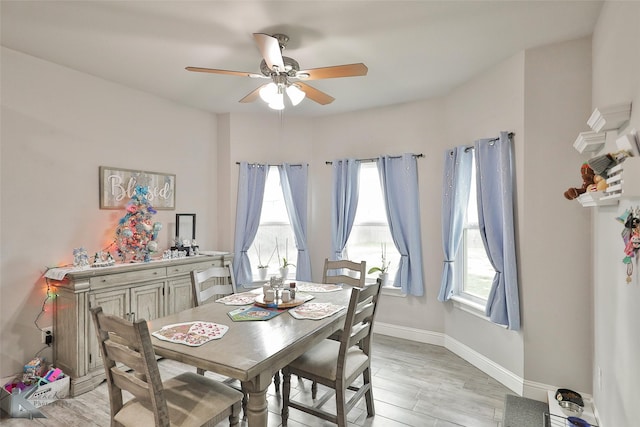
[[186, 33, 368, 110]]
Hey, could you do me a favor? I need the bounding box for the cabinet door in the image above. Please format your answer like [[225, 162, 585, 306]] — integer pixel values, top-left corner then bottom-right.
[[88, 288, 129, 370], [167, 277, 194, 314], [130, 281, 165, 322]]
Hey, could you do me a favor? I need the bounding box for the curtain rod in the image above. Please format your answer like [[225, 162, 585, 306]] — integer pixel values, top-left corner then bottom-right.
[[235, 162, 306, 167], [464, 132, 515, 152], [324, 153, 424, 165]]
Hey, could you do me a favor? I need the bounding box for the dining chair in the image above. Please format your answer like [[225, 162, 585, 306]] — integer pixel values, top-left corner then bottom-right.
[[281, 278, 383, 427], [191, 262, 250, 415], [89, 306, 243, 427], [322, 258, 367, 288], [190, 263, 237, 306]]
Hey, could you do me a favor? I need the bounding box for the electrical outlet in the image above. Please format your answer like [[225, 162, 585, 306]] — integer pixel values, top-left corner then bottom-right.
[[41, 326, 53, 344]]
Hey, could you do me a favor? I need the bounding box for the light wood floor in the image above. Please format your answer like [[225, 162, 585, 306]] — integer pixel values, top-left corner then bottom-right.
[[1, 334, 511, 426]]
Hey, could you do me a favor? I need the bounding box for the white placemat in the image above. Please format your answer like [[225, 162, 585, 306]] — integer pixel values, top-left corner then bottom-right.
[[215, 290, 261, 305], [295, 282, 343, 293], [152, 321, 229, 346], [289, 302, 346, 320]]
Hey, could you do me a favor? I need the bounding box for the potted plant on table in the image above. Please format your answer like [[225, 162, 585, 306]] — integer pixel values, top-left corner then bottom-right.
[[276, 238, 296, 279], [254, 244, 276, 281], [368, 243, 391, 286]]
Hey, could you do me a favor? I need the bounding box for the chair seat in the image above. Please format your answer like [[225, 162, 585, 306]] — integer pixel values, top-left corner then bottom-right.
[[289, 340, 369, 382], [115, 372, 244, 427]]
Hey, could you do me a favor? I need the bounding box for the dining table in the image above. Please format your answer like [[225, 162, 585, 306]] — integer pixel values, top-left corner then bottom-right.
[[147, 283, 352, 427]]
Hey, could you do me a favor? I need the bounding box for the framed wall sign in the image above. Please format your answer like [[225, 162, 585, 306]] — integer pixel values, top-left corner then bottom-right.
[[99, 166, 176, 210]]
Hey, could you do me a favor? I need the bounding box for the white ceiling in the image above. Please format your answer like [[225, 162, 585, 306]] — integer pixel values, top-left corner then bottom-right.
[[1, 1, 603, 117]]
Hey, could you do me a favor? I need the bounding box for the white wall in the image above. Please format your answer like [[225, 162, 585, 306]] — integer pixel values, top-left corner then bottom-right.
[[443, 51, 526, 380], [0, 47, 218, 376], [522, 37, 593, 395], [591, 2, 640, 426], [311, 99, 448, 332]]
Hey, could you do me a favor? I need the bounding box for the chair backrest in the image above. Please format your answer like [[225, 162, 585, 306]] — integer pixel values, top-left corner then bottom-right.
[[338, 278, 383, 366], [89, 306, 170, 427], [322, 258, 367, 288], [191, 263, 237, 306]]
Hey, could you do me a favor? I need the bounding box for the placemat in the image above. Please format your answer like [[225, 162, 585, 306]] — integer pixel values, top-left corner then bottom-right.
[[152, 321, 229, 346], [295, 282, 343, 293], [227, 305, 285, 321], [289, 302, 345, 320], [216, 290, 261, 305]]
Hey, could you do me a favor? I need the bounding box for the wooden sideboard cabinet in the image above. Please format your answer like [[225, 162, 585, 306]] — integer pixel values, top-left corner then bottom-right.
[[49, 253, 233, 396]]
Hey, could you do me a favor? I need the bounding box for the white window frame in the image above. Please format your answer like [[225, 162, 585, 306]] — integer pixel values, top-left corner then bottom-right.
[[451, 158, 494, 318], [246, 166, 296, 285], [344, 162, 404, 296]]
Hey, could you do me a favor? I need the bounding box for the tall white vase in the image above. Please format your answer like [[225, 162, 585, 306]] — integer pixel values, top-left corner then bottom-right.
[[379, 272, 389, 286], [279, 266, 289, 279]]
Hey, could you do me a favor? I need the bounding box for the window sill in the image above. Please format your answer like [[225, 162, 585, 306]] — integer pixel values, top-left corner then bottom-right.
[[381, 285, 406, 297], [450, 295, 490, 320]]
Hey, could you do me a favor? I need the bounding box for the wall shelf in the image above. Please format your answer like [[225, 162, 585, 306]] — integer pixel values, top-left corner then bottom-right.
[[574, 131, 606, 154], [587, 102, 632, 133]]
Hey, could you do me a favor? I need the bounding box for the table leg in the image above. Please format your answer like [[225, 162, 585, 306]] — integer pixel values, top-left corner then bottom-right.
[[243, 380, 269, 427]]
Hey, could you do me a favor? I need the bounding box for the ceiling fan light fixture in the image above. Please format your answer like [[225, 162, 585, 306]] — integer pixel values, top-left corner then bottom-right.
[[286, 84, 306, 106], [259, 82, 278, 103], [268, 92, 285, 110]]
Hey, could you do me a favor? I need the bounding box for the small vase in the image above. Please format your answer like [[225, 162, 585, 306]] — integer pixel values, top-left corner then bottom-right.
[[258, 267, 268, 281], [379, 272, 388, 286], [279, 266, 289, 279]]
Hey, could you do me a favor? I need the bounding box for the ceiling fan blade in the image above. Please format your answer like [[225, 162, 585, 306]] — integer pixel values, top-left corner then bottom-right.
[[253, 33, 285, 73], [295, 82, 335, 105], [239, 85, 266, 103], [297, 63, 368, 80], [186, 67, 265, 78]]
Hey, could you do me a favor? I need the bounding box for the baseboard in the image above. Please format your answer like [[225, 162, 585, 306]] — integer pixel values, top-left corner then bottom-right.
[[374, 322, 445, 346], [375, 322, 522, 392], [373, 323, 601, 424], [445, 335, 524, 395]]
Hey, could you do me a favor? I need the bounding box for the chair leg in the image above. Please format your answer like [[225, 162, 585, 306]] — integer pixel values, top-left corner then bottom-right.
[[229, 401, 241, 427], [281, 368, 291, 426], [311, 380, 318, 399], [273, 371, 281, 393], [363, 367, 375, 417], [240, 382, 248, 420], [335, 382, 348, 427]]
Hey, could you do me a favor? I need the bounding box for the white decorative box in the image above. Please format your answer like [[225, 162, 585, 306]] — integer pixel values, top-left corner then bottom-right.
[[587, 102, 632, 133], [573, 131, 606, 154]]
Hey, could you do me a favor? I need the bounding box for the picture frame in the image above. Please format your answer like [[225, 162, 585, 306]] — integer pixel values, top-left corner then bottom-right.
[[175, 213, 196, 242], [99, 166, 175, 210]]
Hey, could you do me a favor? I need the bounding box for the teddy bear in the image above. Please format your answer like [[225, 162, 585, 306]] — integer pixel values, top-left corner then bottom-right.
[[564, 163, 595, 200], [587, 175, 608, 192]]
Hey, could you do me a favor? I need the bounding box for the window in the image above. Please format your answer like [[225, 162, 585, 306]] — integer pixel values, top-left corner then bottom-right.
[[248, 167, 297, 281], [458, 159, 495, 303], [345, 162, 400, 284]]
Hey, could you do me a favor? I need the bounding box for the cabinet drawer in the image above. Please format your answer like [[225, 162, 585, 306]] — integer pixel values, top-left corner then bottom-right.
[[166, 260, 219, 276], [89, 267, 165, 289]]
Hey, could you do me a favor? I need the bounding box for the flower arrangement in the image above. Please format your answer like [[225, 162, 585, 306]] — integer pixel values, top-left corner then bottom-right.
[[367, 243, 390, 275]]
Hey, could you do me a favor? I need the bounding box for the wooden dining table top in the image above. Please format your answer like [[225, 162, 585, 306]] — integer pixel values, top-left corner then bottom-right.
[[147, 284, 353, 427]]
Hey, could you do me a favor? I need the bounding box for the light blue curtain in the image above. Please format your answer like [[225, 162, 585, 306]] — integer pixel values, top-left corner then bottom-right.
[[233, 162, 268, 286], [378, 154, 425, 296], [330, 159, 360, 260], [475, 131, 520, 330], [438, 146, 473, 301], [278, 163, 312, 281]]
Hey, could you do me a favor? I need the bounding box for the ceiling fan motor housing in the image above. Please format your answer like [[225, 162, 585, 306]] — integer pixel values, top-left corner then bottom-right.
[[260, 57, 300, 77]]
